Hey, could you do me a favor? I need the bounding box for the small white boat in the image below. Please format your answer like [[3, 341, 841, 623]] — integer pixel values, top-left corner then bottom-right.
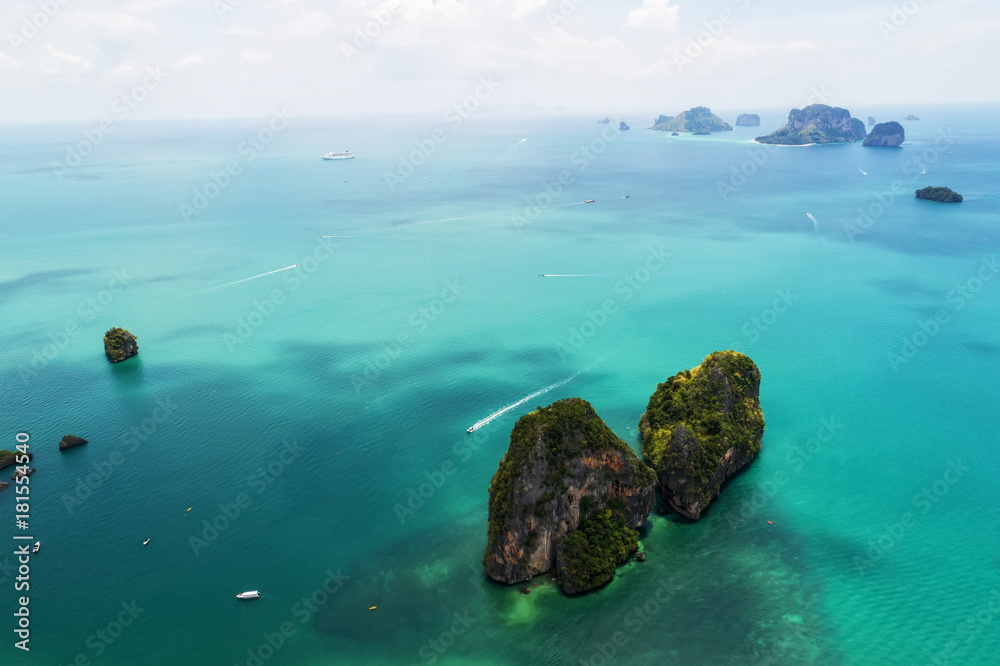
[[236, 590, 260, 600], [142, 538, 150, 546], [321, 151, 355, 160], [32, 542, 40, 554]]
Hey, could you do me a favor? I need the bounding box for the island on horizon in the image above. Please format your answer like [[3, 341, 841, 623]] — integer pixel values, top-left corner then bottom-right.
[[756, 104, 866, 145], [651, 106, 733, 134]]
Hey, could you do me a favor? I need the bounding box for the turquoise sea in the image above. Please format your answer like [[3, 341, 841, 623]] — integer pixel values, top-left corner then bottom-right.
[[2, 106, 999, 665]]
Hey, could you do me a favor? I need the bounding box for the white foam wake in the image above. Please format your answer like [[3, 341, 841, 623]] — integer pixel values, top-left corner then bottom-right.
[[466, 360, 600, 432], [206, 264, 300, 291]]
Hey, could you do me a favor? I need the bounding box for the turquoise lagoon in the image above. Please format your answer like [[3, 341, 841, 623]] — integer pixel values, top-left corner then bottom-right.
[[1, 106, 999, 664]]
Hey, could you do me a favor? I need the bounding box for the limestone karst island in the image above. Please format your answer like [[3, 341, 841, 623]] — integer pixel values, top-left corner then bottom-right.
[[103, 327, 139, 363], [651, 106, 733, 134], [483, 351, 765, 595], [756, 104, 867, 145]]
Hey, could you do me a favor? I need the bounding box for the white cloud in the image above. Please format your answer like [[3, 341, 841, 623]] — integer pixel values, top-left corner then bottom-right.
[[39, 44, 93, 76], [624, 0, 680, 31], [509, 0, 547, 21], [238, 48, 277, 65], [173, 51, 220, 69]]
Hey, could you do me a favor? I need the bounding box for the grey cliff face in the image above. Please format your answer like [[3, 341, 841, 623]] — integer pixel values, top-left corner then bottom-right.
[[484, 447, 653, 584]]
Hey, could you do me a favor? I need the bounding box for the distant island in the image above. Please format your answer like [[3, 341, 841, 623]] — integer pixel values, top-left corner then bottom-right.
[[598, 117, 611, 124], [640, 351, 764, 519], [735, 113, 760, 127], [904, 115, 920, 121], [863, 121, 905, 147], [651, 106, 733, 134], [104, 327, 138, 363], [915, 186, 962, 203], [619, 122, 630, 131], [755, 104, 866, 145], [482, 398, 654, 595], [868, 116, 876, 126]]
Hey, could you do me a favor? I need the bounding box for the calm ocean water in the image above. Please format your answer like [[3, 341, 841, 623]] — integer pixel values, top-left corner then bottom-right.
[[1, 106, 998, 665]]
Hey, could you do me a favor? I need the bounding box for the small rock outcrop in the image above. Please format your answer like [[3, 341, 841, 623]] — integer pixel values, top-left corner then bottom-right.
[[735, 113, 761, 127], [483, 398, 655, 594], [103, 327, 138, 363], [915, 186, 963, 203], [863, 121, 905, 147], [904, 115, 920, 121], [598, 117, 611, 124], [0, 450, 32, 470], [59, 435, 89, 451], [0, 481, 8, 492], [651, 107, 732, 133], [619, 122, 630, 131], [755, 104, 866, 145], [640, 351, 765, 520]]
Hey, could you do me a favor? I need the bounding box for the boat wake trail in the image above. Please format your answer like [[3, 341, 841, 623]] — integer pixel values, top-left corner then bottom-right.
[[206, 264, 299, 291], [805, 213, 818, 230], [466, 360, 601, 433], [539, 274, 606, 278]]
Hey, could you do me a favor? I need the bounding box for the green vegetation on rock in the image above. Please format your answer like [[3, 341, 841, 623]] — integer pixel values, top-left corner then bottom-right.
[[651, 106, 732, 133], [103, 327, 138, 363], [863, 121, 905, 147], [756, 104, 866, 145], [557, 508, 638, 595], [486, 398, 638, 543], [915, 186, 963, 203], [0, 449, 32, 471], [59, 435, 89, 451], [482, 397, 655, 590], [640, 351, 764, 518]]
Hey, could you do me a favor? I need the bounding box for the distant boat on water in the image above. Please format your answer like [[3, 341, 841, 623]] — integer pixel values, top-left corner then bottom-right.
[[236, 590, 260, 600], [321, 151, 355, 160], [32, 542, 40, 553], [584, 199, 596, 203]]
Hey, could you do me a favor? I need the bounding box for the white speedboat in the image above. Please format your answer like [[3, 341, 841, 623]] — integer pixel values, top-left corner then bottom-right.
[[321, 151, 355, 160], [32, 542, 40, 553], [236, 590, 260, 600]]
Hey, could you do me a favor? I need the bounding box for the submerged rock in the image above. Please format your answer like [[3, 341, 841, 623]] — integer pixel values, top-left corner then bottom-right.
[[483, 398, 655, 594], [863, 121, 905, 147], [755, 104, 866, 145], [640, 351, 765, 520], [103, 327, 138, 363], [59, 435, 89, 451]]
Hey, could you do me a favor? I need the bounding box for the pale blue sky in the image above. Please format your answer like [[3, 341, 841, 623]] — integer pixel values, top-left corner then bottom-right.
[[1, 0, 997, 122]]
